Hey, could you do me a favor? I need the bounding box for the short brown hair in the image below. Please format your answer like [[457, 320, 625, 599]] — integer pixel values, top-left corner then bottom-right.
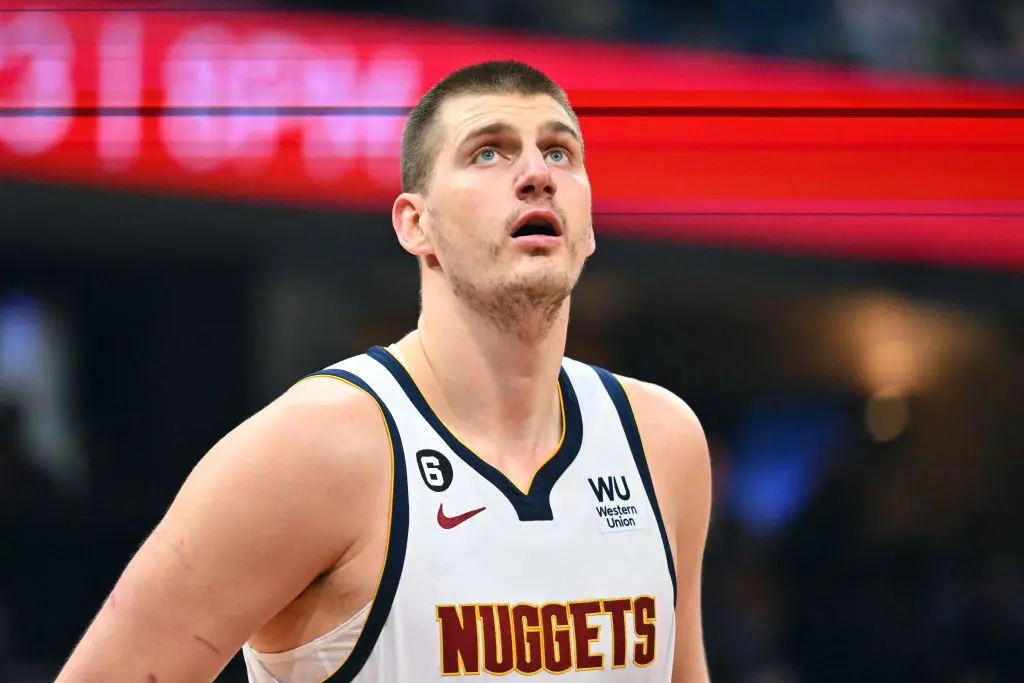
[[400, 60, 580, 194]]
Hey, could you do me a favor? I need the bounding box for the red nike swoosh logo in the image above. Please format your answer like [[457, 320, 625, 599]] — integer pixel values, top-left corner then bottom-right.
[[437, 503, 486, 529]]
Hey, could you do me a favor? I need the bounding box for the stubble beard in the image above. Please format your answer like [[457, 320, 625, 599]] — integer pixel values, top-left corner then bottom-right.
[[449, 211, 587, 342], [452, 263, 574, 342]]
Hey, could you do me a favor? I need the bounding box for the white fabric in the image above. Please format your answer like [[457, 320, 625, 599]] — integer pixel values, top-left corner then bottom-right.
[[242, 349, 676, 682], [242, 601, 370, 683]]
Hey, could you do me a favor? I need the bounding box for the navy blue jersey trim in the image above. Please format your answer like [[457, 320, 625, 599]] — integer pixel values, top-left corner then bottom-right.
[[300, 368, 409, 683], [592, 366, 678, 606], [368, 346, 583, 522]]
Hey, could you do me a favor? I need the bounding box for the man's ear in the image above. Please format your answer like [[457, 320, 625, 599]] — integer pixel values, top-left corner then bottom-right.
[[392, 193, 434, 258]]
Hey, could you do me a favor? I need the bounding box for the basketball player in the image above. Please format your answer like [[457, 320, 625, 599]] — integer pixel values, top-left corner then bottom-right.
[[56, 61, 712, 682]]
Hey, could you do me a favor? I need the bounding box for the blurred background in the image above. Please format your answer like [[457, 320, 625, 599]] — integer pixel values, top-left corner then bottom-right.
[[1, 0, 1022, 682]]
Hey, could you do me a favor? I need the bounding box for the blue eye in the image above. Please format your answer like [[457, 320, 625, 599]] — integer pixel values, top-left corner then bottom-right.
[[546, 149, 569, 164], [475, 148, 498, 164]]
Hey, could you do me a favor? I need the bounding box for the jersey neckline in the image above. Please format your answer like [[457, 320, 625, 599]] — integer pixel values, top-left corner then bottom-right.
[[367, 346, 583, 522]]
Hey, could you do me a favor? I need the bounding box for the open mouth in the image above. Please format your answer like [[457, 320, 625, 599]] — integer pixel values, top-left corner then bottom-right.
[[512, 217, 560, 238]]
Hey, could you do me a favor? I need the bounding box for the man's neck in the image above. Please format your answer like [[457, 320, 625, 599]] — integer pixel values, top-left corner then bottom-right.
[[392, 290, 568, 466]]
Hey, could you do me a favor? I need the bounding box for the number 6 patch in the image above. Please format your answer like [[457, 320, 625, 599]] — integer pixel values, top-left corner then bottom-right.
[[415, 449, 454, 493]]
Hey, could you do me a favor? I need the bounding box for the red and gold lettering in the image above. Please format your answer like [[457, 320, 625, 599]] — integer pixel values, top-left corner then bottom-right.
[[602, 598, 633, 668], [478, 604, 514, 675], [633, 595, 656, 667], [512, 603, 543, 674], [436, 604, 480, 675], [568, 600, 604, 671], [540, 602, 573, 674], [436, 595, 659, 675]]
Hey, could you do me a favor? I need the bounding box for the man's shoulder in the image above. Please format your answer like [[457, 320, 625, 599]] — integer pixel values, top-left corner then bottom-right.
[[198, 370, 393, 498], [563, 358, 699, 429], [561, 357, 701, 431], [264, 370, 394, 457], [615, 375, 698, 423], [279, 367, 384, 415], [592, 369, 708, 485]]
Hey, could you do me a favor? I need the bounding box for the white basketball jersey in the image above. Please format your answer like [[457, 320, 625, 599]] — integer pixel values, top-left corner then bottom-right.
[[246, 346, 676, 682]]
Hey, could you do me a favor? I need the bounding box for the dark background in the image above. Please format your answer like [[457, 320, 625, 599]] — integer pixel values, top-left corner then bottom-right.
[[1, 1, 1022, 681]]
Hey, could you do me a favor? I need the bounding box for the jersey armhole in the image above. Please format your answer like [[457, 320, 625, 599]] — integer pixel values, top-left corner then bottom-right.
[[301, 369, 410, 683], [590, 366, 678, 607]]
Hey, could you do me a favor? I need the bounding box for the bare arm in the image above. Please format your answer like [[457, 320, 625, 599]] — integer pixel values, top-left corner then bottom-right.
[[622, 377, 713, 683], [55, 377, 391, 683]]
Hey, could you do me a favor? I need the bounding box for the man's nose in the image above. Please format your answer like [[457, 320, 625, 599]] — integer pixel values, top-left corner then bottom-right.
[[515, 148, 557, 201]]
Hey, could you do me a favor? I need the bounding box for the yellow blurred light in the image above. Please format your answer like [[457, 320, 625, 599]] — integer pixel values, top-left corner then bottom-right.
[[833, 292, 987, 396], [865, 389, 909, 443]]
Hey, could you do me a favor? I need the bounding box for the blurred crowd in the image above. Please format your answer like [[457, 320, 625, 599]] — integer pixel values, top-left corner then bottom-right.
[[286, 0, 1024, 83], [701, 434, 1024, 683]]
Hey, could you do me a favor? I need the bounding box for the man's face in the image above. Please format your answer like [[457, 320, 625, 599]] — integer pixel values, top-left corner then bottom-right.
[[412, 92, 595, 331]]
